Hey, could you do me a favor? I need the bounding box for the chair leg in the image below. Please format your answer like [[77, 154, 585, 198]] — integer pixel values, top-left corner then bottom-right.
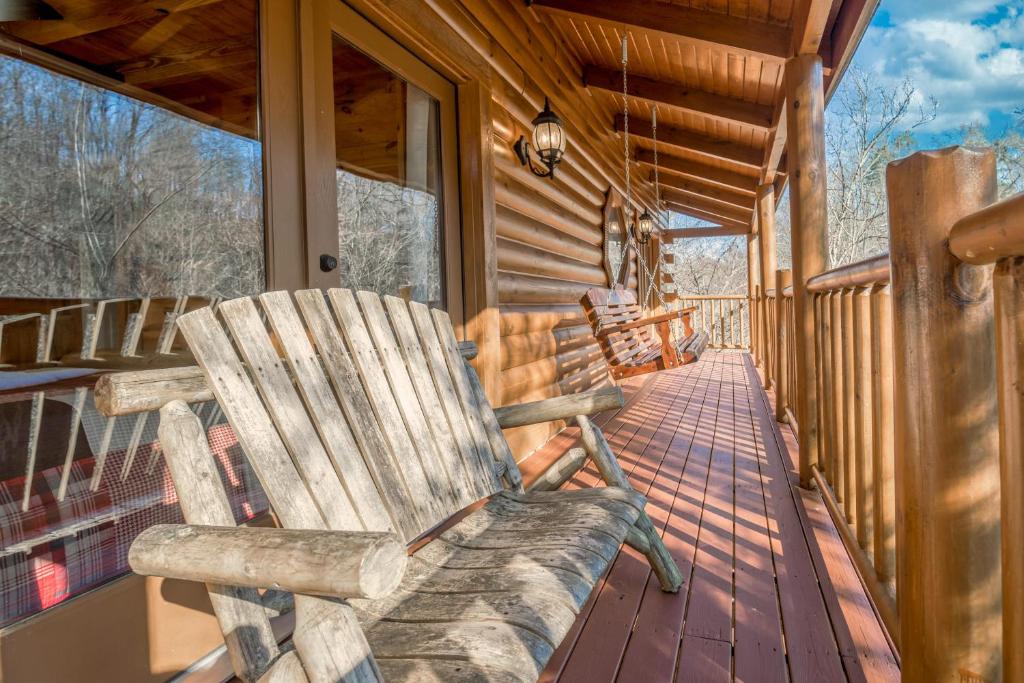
[[577, 415, 684, 593]]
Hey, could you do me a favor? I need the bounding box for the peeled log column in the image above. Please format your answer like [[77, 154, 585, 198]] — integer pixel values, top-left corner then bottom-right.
[[774, 269, 792, 422], [887, 146, 1001, 683], [757, 187, 777, 385], [747, 235, 759, 357], [784, 54, 829, 487], [995, 257, 1024, 682]]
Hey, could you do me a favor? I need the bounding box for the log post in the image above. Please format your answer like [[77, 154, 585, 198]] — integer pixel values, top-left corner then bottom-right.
[[458, 81, 502, 406], [774, 269, 792, 422], [995, 256, 1024, 682], [887, 146, 1001, 682], [757, 185, 777, 388], [784, 54, 829, 487], [747, 234, 759, 355]]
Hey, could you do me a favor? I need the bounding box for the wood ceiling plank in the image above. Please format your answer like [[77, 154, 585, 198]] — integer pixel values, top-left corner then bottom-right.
[[636, 149, 759, 194], [662, 187, 753, 223], [664, 202, 750, 230], [583, 64, 773, 130], [529, 0, 791, 61], [663, 226, 749, 239], [654, 173, 757, 209], [617, 115, 763, 168]]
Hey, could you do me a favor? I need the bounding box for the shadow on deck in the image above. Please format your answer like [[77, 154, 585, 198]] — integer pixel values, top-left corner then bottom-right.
[[522, 350, 899, 682]]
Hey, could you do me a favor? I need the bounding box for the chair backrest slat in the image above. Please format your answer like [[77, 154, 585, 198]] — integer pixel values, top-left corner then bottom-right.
[[260, 291, 393, 533], [428, 307, 520, 489], [217, 297, 361, 530], [176, 306, 325, 531], [353, 291, 464, 510], [293, 290, 425, 540], [176, 289, 509, 543], [410, 302, 502, 495], [327, 290, 454, 533], [381, 295, 488, 504]]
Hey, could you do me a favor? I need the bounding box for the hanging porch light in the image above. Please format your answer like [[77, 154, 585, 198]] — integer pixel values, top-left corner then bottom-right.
[[514, 97, 566, 179], [634, 209, 654, 245]]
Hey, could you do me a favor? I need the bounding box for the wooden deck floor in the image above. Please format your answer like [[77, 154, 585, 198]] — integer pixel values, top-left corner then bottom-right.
[[526, 350, 899, 682]]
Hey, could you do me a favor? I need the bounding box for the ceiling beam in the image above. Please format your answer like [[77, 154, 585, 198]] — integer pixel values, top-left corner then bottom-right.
[[582, 65, 774, 131], [791, 0, 840, 57], [663, 226, 749, 240], [635, 149, 758, 194], [662, 187, 754, 223], [618, 115, 763, 169], [528, 0, 790, 62], [665, 202, 750, 231], [653, 172, 756, 211]]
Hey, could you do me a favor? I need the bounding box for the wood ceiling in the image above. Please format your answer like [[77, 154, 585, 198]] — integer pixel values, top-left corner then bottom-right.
[[0, 0, 260, 138], [0, 0, 877, 235], [530, 0, 877, 235]]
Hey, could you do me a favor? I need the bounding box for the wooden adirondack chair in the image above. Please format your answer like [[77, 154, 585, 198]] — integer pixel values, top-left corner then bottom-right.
[[581, 287, 708, 380], [95, 288, 683, 683]]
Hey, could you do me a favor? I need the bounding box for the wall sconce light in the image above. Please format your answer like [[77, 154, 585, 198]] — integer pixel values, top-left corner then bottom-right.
[[634, 209, 654, 245], [514, 97, 566, 179]]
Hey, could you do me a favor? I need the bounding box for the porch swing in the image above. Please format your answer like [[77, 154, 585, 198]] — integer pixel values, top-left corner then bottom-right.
[[582, 36, 708, 380]]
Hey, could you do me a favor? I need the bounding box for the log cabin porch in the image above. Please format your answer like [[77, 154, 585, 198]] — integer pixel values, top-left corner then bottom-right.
[[524, 350, 898, 682], [0, 0, 1020, 681]]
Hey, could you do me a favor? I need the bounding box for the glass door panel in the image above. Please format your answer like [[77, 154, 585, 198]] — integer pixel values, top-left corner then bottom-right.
[[331, 36, 445, 306]]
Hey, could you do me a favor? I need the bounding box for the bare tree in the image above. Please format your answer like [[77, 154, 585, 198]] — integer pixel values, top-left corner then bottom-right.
[[0, 55, 264, 301]]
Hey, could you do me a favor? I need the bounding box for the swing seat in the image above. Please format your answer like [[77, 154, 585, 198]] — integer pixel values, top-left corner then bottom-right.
[[581, 286, 707, 380]]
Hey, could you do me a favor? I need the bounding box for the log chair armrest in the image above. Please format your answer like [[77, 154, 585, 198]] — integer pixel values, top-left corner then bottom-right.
[[493, 386, 624, 429], [597, 307, 697, 336], [129, 524, 407, 600]]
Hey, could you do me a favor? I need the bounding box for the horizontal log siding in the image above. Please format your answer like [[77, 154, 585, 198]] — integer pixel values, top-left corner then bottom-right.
[[493, 98, 628, 458]]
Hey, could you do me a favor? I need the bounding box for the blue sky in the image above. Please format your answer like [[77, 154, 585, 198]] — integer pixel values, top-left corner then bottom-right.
[[845, 0, 1024, 143]]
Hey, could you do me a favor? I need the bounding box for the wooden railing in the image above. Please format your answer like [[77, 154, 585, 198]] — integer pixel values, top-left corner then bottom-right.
[[804, 255, 898, 640], [675, 295, 749, 349], [757, 147, 1024, 680]]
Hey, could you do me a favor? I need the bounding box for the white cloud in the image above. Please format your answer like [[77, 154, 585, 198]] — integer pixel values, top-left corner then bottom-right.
[[849, 2, 1024, 134]]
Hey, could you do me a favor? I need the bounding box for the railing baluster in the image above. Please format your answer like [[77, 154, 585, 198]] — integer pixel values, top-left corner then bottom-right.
[[841, 288, 857, 525], [852, 286, 874, 558], [813, 293, 827, 480], [870, 283, 896, 595], [830, 290, 845, 506]]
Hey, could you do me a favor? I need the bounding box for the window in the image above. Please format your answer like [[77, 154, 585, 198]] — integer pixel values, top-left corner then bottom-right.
[[325, 9, 459, 310], [0, 1, 267, 626]]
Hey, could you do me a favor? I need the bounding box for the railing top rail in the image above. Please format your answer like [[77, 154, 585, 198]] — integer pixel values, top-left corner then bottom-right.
[[949, 191, 1024, 265], [806, 253, 891, 293], [679, 295, 748, 300]]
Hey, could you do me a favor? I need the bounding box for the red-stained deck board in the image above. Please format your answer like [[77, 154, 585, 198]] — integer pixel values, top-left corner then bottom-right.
[[752, 359, 900, 682], [732, 363, 788, 683], [530, 351, 897, 683], [557, 354, 720, 681], [613, 351, 721, 680]]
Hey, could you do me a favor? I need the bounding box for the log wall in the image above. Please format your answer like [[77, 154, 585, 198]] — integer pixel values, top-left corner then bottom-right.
[[495, 99, 635, 454], [451, 2, 642, 457]]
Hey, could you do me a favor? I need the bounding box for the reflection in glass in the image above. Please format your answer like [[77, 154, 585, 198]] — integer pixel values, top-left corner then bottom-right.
[[606, 209, 628, 286], [332, 36, 444, 306], [0, 0, 266, 627]]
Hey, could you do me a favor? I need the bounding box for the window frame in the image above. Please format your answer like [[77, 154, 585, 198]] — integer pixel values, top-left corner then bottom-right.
[[301, 0, 463, 324]]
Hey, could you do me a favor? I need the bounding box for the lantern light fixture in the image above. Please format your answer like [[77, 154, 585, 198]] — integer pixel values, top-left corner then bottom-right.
[[634, 209, 654, 245], [513, 97, 566, 179]]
